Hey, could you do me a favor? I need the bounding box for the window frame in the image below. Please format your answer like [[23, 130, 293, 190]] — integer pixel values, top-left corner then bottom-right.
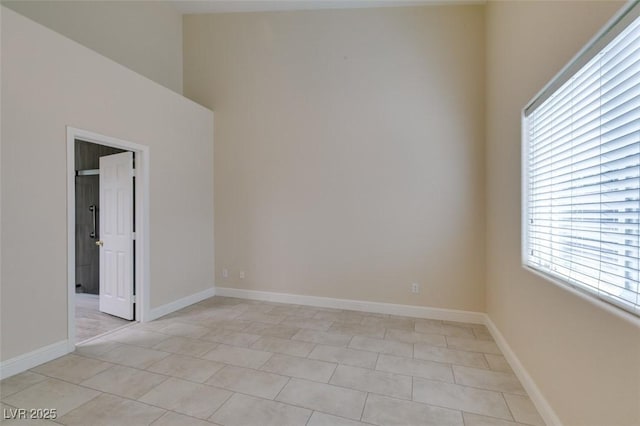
[[521, 0, 640, 325]]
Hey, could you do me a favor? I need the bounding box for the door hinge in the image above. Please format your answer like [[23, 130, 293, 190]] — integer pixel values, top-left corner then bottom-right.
[[132, 295, 136, 303], [131, 169, 136, 177], [132, 232, 136, 240]]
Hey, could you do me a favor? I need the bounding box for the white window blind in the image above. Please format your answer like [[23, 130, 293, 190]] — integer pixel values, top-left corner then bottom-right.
[[524, 3, 640, 317]]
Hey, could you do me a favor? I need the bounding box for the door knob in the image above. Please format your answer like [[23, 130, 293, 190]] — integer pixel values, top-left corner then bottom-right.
[[95, 240, 104, 247]]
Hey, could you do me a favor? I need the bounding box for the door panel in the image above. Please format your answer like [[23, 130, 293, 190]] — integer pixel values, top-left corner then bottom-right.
[[98, 152, 134, 320]]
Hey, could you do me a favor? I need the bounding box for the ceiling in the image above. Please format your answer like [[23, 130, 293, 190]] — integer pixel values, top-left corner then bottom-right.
[[169, 0, 482, 14]]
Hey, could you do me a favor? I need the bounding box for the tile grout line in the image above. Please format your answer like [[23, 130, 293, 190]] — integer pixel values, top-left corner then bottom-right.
[[272, 377, 292, 402], [500, 391, 518, 423], [305, 343, 317, 359], [135, 404, 166, 426], [360, 392, 370, 422], [274, 389, 369, 424], [304, 410, 313, 426], [206, 387, 236, 422], [24, 359, 230, 408], [17, 344, 527, 409], [411, 375, 414, 402], [21, 381, 156, 422], [325, 361, 340, 385], [35, 348, 500, 386]]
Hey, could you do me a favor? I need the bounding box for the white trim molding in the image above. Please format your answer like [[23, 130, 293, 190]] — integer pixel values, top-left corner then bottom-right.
[[214, 287, 485, 324], [66, 127, 151, 349], [0, 340, 69, 380], [484, 316, 563, 426], [0, 284, 214, 379], [147, 286, 216, 321]]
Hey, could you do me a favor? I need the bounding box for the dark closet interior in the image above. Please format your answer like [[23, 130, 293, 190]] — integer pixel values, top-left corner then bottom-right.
[[75, 140, 125, 294]]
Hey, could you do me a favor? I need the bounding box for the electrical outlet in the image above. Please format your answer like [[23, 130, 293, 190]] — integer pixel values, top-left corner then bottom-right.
[[240, 271, 245, 279], [222, 268, 229, 279], [411, 283, 420, 294]]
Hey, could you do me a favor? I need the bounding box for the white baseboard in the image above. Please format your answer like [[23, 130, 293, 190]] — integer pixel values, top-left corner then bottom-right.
[[0, 340, 70, 380], [484, 316, 562, 426], [146, 286, 216, 321], [0, 287, 215, 380], [215, 287, 485, 324]]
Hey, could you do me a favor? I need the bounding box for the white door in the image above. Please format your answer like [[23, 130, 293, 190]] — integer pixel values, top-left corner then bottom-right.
[[98, 152, 134, 320]]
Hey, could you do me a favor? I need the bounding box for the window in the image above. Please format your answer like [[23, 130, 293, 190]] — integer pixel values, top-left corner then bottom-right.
[[523, 2, 640, 317]]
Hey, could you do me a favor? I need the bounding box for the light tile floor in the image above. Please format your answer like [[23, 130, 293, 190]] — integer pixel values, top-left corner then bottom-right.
[[75, 293, 131, 342], [0, 297, 546, 426]]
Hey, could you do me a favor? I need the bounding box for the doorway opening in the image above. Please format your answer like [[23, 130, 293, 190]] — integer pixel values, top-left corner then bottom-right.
[[75, 140, 131, 341], [67, 128, 150, 349]]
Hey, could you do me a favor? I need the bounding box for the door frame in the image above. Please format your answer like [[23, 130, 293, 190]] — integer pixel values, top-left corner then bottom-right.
[[66, 127, 151, 349]]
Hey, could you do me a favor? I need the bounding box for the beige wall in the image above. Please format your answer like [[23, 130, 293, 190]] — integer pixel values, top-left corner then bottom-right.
[[486, 1, 640, 425], [2, 0, 183, 93], [184, 5, 486, 311], [0, 7, 213, 361]]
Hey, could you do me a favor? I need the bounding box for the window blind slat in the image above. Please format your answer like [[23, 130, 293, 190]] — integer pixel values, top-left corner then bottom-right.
[[529, 110, 640, 164], [528, 102, 640, 168], [528, 245, 639, 285]]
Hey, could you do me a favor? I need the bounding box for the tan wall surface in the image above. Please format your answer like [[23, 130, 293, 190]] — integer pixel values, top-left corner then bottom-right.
[[1, 7, 213, 361], [184, 5, 486, 311], [2, 0, 183, 93], [486, 1, 640, 425]]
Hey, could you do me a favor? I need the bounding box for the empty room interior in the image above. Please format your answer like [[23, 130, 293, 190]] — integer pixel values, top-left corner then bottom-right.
[[0, 1, 639, 425]]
